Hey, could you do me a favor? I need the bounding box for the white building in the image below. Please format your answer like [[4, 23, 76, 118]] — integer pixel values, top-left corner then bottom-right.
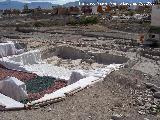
[[143, 1, 160, 47], [92, 6, 98, 14], [151, 4, 160, 27], [128, 5, 138, 10]]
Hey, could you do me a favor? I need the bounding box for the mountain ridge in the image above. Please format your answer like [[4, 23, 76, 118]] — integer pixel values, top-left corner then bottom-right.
[[0, 0, 57, 10], [0, 0, 153, 10]]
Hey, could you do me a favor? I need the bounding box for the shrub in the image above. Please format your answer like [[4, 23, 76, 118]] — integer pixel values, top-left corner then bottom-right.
[[128, 11, 135, 16], [33, 21, 45, 27], [68, 16, 98, 26]]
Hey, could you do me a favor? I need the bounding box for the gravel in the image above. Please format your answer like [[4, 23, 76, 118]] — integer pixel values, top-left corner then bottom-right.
[[0, 25, 160, 120], [0, 68, 159, 120]]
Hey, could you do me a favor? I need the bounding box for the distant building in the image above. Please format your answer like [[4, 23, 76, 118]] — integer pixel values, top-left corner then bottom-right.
[[128, 5, 137, 10], [0, 10, 3, 17], [68, 6, 80, 15], [81, 5, 92, 14], [154, 0, 160, 4], [143, 1, 160, 47], [52, 7, 58, 15], [151, 4, 160, 27], [91, 6, 98, 14]]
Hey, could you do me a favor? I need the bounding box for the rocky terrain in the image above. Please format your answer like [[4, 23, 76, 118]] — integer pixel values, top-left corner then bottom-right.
[[0, 23, 160, 120], [1, 69, 160, 120]]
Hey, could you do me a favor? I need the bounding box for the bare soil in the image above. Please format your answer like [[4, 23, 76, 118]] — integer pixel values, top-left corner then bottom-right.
[[0, 23, 160, 120]]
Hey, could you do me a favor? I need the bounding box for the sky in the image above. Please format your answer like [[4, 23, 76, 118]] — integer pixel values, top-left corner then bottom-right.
[[0, 0, 153, 5], [0, 0, 78, 5]]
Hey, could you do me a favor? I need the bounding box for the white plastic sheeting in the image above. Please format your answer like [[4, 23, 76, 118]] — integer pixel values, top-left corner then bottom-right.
[[0, 93, 24, 109], [0, 41, 17, 58], [0, 59, 27, 71], [31, 64, 123, 104], [0, 50, 42, 71], [23, 64, 122, 81], [0, 49, 123, 107], [24, 64, 73, 80], [0, 77, 28, 101], [9, 50, 42, 65], [79, 64, 122, 78], [68, 71, 84, 85], [0, 50, 82, 81]]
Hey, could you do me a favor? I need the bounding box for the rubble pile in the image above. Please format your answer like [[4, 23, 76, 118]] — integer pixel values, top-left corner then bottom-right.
[[133, 83, 160, 115], [141, 48, 160, 61]]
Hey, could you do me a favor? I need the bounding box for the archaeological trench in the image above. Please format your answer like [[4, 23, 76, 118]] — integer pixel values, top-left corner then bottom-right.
[[0, 40, 131, 110]]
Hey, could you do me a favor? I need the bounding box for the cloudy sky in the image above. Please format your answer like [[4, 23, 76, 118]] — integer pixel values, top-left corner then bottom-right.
[[0, 0, 78, 5]]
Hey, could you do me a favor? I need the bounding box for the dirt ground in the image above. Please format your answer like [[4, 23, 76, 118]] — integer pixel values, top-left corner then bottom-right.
[[0, 69, 159, 120], [0, 24, 160, 120]]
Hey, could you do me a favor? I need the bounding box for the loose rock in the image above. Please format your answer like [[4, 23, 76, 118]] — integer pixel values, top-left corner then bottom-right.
[[153, 92, 160, 99], [111, 114, 123, 120]]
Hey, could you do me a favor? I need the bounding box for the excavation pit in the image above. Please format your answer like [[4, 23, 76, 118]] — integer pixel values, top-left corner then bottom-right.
[[43, 46, 129, 65], [0, 45, 128, 110]]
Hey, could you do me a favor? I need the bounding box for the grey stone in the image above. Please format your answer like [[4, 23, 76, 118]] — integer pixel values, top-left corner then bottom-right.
[[144, 102, 152, 109], [150, 86, 160, 93], [136, 97, 144, 106], [138, 110, 146, 115], [150, 107, 157, 115], [150, 110, 157, 115], [139, 106, 146, 110], [47, 107, 52, 112], [151, 105, 157, 108], [145, 83, 154, 89], [144, 118, 149, 120], [154, 98, 160, 104], [136, 84, 141, 89], [153, 92, 160, 99], [111, 114, 122, 120], [144, 74, 148, 76]]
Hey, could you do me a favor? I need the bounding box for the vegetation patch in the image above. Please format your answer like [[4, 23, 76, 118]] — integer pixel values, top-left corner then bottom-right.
[[68, 16, 98, 25], [150, 26, 160, 33]]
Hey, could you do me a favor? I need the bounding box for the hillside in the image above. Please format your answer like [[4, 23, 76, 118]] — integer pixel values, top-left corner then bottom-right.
[[0, 0, 57, 10], [63, 1, 79, 7]]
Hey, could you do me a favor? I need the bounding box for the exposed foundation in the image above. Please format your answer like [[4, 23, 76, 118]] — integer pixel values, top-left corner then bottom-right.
[[0, 45, 129, 110], [43, 46, 129, 65]]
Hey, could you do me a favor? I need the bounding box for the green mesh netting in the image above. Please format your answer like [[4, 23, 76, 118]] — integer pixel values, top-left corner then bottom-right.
[[25, 76, 56, 94]]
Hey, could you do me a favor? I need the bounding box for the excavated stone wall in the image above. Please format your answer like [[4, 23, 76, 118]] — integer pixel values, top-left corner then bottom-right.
[[92, 53, 129, 64], [55, 46, 89, 60], [52, 46, 129, 65]]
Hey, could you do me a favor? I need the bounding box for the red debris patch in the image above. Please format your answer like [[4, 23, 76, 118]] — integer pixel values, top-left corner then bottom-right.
[[0, 68, 37, 81], [0, 66, 67, 102]]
